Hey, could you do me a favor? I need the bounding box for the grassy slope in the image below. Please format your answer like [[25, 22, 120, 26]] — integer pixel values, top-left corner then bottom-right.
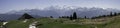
[[36, 18, 94, 28], [104, 16, 120, 28], [5, 19, 35, 28], [3, 16, 120, 28], [0, 22, 3, 26]]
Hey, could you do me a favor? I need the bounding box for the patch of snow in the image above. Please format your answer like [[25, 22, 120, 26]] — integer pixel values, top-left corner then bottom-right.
[[3, 22, 8, 25], [29, 25, 36, 28], [29, 21, 38, 28], [73, 20, 76, 22], [23, 19, 28, 23]]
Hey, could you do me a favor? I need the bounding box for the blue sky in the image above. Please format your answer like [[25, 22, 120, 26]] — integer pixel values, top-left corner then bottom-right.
[[0, 0, 120, 13]]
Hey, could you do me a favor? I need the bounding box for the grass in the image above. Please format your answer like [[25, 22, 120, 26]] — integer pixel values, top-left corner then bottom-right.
[[0, 22, 3, 26], [3, 16, 120, 28], [5, 19, 35, 28], [104, 16, 120, 28]]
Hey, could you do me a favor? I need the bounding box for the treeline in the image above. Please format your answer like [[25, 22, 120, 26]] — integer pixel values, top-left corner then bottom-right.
[[91, 12, 120, 19], [59, 12, 78, 20], [17, 12, 120, 20]]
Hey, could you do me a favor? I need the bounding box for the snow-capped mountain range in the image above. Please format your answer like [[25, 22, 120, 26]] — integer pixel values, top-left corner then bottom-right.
[[0, 6, 120, 21], [7, 6, 120, 17]]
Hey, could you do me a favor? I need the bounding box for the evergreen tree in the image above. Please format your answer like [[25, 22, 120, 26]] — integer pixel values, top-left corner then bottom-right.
[[84, 16, 87, 19], [110, 12, 113, 16], [18, 13, 34, 20], [114, 12, 117, 16], [73, 12, 77, 19], [118, 13, 120, 15], [102, 15, 106, 17], [50, 16, 53, 18], [66, 16, 69, 18], [59, 16, 61, 18]]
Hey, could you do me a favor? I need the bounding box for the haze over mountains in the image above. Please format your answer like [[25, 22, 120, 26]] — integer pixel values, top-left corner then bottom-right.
[[0, 6, 120, 21]]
